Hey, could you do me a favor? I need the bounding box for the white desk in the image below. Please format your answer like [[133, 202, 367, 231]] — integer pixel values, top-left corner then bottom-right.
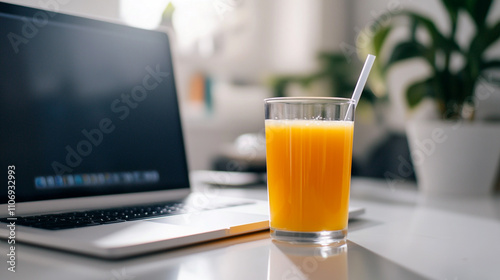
[[1, 178, 500, 280]]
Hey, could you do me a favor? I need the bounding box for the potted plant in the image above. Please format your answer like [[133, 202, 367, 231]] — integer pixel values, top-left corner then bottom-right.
[[358, 0, 500, 195]]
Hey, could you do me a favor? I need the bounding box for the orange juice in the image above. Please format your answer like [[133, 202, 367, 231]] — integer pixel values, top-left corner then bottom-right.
[[265, 119, 354, 232]]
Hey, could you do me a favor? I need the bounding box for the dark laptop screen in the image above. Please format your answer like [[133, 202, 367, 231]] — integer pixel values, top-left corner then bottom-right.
[[0, 3, 189, 203]]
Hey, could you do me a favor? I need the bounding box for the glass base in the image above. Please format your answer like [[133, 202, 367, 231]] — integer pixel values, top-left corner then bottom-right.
[[270, 228, 347, 245]]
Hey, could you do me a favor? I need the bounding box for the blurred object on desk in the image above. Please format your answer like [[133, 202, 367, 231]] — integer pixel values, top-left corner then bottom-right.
[[192, 170, 265, 187], [212, 133, 266, 173]]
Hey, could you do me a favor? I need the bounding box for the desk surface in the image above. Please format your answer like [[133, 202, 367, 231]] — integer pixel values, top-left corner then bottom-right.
[[2, 178, 500, 280]]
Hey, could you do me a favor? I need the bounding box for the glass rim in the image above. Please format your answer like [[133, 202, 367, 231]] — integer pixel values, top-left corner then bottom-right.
[[264, 97, 355, 105]]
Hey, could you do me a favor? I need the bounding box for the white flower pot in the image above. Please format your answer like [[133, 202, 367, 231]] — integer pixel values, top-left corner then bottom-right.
[[406, 120, 500, 196]]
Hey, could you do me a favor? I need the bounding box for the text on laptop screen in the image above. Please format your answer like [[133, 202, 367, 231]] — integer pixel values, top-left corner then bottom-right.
[[0, 4, 190, 203]]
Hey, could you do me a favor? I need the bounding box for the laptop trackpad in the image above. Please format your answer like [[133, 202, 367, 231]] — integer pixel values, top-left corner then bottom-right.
[[148, 210, 268, 231]]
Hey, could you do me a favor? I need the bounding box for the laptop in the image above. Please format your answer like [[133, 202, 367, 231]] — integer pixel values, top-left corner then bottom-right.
[[0, 2, 364, 259]]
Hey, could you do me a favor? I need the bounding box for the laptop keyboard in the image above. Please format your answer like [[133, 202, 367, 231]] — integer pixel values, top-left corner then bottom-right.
[[0, 200, 254, 230]]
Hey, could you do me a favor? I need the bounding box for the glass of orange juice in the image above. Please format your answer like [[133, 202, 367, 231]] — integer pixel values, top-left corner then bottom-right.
[[264, 97, 355, 244]]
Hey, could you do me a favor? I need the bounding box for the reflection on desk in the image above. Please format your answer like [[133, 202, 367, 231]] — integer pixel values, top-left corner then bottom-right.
[[2, 232, 427, 280]]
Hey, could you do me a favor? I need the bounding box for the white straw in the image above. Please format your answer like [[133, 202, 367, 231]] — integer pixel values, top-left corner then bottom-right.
[[352, 54, 376, 104], [345, 54, 376, 120]]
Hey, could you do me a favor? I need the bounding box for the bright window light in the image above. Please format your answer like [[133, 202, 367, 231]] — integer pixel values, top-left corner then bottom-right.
[[120, 0, 169, 29], [171, 0, 220, 53]]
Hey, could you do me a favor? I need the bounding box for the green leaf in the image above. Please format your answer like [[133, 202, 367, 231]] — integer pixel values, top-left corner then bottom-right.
[[480, 60, 500, 71], [372, 25, 392, 56], [464, 0, 493, 27], [441, 0, 462, 23], [318, 53, 347, 64], [385, 41, 430, 69], [398, 11, 461, 54], [271, 78, 290, 97], [483, 20, 500, 51], [409, 18, 418, 41], [469, 20, 500, 59], [406, 78, 435, 108]]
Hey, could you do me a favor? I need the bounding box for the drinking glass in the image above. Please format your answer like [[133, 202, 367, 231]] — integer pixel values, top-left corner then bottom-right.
[[265, 97, 355, 244]]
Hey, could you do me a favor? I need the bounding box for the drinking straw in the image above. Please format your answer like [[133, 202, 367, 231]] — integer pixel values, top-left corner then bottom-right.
[[345, 54, 376, 120]]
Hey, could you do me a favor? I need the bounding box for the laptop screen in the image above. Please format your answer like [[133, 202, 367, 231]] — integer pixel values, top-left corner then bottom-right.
[[0, 3, 190, 203]]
